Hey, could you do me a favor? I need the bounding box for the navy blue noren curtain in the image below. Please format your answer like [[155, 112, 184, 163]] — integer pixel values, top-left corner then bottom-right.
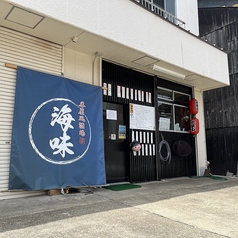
[[9, 67, 106, 190]]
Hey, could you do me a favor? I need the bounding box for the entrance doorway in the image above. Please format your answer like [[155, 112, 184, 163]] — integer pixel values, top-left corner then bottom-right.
[[103, 102, 129, 183]]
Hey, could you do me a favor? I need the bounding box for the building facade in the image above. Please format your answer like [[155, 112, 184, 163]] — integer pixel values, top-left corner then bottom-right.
[[0, 0, 229, 200], [198, 2, 238, 175]]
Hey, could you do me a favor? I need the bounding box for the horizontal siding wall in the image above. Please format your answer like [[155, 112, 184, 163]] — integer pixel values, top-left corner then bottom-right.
[[199, 8, 238, 176], [0, 27, 62, 200], [206, 127, 238, 176]]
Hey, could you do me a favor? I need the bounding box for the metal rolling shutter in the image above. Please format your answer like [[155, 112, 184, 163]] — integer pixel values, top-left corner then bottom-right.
[[0, 26, 63, 200]]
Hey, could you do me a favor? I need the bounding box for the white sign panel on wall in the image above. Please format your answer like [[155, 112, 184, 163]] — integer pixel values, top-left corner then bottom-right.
[[129, 103, 155, 131]]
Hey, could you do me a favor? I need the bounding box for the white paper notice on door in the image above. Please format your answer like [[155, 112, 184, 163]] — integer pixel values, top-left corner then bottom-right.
[[106, 109, 117, 120]]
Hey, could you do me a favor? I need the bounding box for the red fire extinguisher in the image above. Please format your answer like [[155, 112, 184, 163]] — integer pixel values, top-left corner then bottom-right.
[[189, 98, 198, 115], [190, 117, 199, 135]]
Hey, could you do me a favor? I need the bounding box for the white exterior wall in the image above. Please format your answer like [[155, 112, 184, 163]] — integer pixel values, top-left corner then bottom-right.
[[176, 0, 199, 36], [7, 0, 229, 86], [63, 49, 101, 86], [194, 89, 208, 176]]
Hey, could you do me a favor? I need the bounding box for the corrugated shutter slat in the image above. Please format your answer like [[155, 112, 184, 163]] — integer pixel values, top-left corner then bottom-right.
[[0, 26, 62, 200]]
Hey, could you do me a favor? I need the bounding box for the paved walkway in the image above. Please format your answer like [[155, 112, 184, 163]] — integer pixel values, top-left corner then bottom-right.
[[1, 176, 238, 237]]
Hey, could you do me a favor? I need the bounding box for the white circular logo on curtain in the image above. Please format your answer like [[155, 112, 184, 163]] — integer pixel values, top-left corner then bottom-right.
[[28, 98, 91, 165]]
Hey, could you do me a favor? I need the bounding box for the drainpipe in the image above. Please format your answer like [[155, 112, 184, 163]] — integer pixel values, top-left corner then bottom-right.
[[92, 52, 102, 85]]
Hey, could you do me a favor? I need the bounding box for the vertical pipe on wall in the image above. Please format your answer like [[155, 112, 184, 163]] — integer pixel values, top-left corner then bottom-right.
[[99, 58, 102, 87], [92, 52, 102, 85]]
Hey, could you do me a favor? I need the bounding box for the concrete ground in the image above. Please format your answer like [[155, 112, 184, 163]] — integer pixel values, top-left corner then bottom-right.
[[0, 176, 238, 238]]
